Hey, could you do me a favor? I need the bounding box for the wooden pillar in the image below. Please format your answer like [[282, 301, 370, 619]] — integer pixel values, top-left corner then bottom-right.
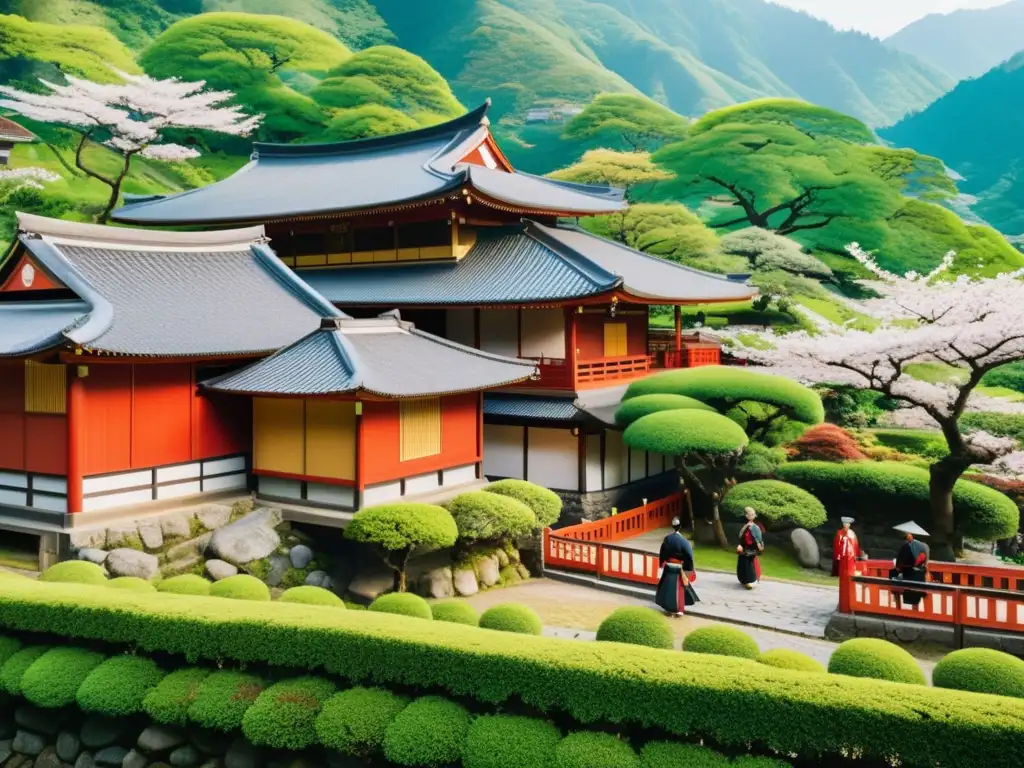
[[354, 400, 364, 509], [674, 305, 682, 354], [66, 366, 86, 514], [568, 307, 579, 389]]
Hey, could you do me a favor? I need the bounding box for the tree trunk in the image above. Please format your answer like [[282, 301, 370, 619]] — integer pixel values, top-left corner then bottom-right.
[[98, 152, 135, 224], [710, 495, 730, 550], [929, 458, 965, 562]]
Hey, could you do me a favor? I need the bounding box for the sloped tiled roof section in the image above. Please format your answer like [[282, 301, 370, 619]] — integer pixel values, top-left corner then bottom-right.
[[0, 117, 36, 143], [203, 314, 537, 398], [0, 213, 336, 357], [111, 102, 627, 225]]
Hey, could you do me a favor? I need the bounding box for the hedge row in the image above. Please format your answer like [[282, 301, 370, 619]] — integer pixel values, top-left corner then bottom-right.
[[0, 581, 1021, 767]]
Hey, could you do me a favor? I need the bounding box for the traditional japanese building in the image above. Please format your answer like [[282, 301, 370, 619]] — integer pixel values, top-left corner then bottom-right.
[[0, 213, 532, 562], [114, 101, 755, 520], [0, 117, 36, 165]]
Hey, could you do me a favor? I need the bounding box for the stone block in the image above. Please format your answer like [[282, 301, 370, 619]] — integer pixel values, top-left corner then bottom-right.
[[516, 563, 530, 580], [264, 556, 290, 588], [190, 729, 229, 757], [106, 549, 159, 580], [418, 567, 454, 600], [77, 549, 108, 565], [56, 731, 80, 762], [13, 731, 44, 757], [162, 534, 212, 564], [94, 747, 129, 768], [495, 549, 509, 567], [169, 745, 201, 767], [789, 528, 820, 568], [289, 545, 313, 570], [69, 529, 106, 551], [80, 716, 126, 750], [74, 753, 95, 768], [196, 505, 231, 532], [477, 555, 500, 588], [224, 738, 261, 768], [453, 568, 479, 597], [123, 750, 149, 768], [0, 739, 12, 764], [159, 513, 193, 540], [137, 521, 164, 551], [204, 560, 238, 582], [31, 747, 62, 768], [346, 566, 392, 602], [105, 523, 141, 549], [207, 511, 280, 567], [137, 726, 185, 754]]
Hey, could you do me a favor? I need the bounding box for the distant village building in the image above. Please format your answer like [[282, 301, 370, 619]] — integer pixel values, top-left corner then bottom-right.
[[0, 117, 36, 165], [525, 104, 585, 125]]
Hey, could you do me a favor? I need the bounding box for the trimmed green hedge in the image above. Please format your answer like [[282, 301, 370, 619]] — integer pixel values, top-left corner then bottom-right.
[[615, 394, 717, 427], [21, 647, 104, 708], [384, 696, 470, 767], [623, 367, 825, 426], [731, 759, 793, 768], [623, 409, 748, 457], [209, 574, 272, 602], [0, 581, 1022, 768], [156, 575, 212, 596], [777, 461, 1020, 540], [479, 603, 543, 636], [279, 586, 344, 607], [721, 480, 827, 529], [640, 741, 729, 768], [447, 491, 538, 543], [76, 655, 165, 716], [870, 429, 949, 460], [682, 627, 759, 660], [316, 686, 408, 757], [431, 600, 479, 626], [596, 607, 674, 650], [0, 635, 20, 666], [757, 649, 826, 674], [39, 561, 107, 585], [555, 732, 639, 768], [932, 648, 1024, 699], [0, 645, 49, 695], [143, 667, 211, 726], [370, 593, 433, 620], [242, 676, 336, 750], [106, 577, 156, 592], [483, 479, 563, 528], [188, 670, 264, 732], [828, 639, 926, 686], [464, 714, 561, 768]]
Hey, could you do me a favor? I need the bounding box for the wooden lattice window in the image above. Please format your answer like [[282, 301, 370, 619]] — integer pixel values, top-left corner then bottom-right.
[[400, 398, 441, 462], [24, 361, 66, 414]]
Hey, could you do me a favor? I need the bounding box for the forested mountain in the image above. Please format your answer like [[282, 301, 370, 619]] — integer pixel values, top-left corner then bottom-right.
[[886, 1, 1024, 83], [881, 52, 1024, 237], [0, 0, 951, 129]]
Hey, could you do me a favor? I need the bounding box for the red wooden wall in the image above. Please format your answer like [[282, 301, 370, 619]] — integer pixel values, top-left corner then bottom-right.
[[0, 361, 67, 475], [361, 393, 481, 486], [576, 312, 647, 359], [80, 363, 249, 476]]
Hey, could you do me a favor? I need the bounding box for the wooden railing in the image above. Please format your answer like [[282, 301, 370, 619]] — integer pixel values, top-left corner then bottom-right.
[[839, 558, 1024, 638], [662, 347, 721, 369], [555, 491, 689, 543], [517, 357, 574, 390], [576, 355, 651, 385]]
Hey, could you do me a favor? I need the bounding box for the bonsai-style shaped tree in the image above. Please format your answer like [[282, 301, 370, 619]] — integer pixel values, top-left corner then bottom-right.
[[621, 409, 749, 548], [344, 503, 457, 592], [446, 491, 537, 552]]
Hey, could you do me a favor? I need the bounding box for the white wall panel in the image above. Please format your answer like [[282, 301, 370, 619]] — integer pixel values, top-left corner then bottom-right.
[[483, 425, 524, 479], [629, 448, 647, 482], [446, 308, 476, 348], [0, 488, 27, 507], [405, 471, 440, 496], [362, 481, 402, 507], [203, 474, 248, 493], [83, 488, 153, 513], [83, 470, 152, 495], [0, 471, 27, 489], [604, 430, 628, 489], [442, 464, 477, 487], [157, 463, 201, 483], [520, 309, 564, 359], [33, 476, 67, 494], [527, 428, 578, 492], [204, 456, 246, 476], [258, 476, 302, 500], [585, 434, 601, 493], [306, 483, 355, 508], [157, 481, 202, 501], [479, 309, 518, 357]]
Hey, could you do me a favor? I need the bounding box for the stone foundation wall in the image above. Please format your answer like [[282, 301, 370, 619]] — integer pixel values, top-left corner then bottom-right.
[[555, 473, 681, 527], [826, 612, 1024, 657]]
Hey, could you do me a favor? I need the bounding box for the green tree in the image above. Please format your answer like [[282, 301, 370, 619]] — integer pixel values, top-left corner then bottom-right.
[[719, 227, 833, 279], [579, 203, 721, 268], [549, 149, 673, 203], [562, 93, 689, 151], [689, 99, 876, 144], [320, 105, 420, 142]]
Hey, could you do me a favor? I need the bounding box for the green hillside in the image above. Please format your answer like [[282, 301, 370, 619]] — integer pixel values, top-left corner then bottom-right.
[[881, 52, 1024, 237], [886, 0, 1024, 82]]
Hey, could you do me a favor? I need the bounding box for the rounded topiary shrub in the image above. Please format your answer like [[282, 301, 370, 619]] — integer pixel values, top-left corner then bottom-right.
[[144, 667, 212, 726], [596, 607, 674, 650], [384, 696, 470, 767], [242, 676, 337, 750], [279, 585, 345, 607], [21, 647, 105, 708], [615, 393, 717, 427], [39, 560, 107, 585], [156, 574, 212, 596], [932, 648, 1024, 698], [682, 627, 759, 660], [315, 687, 409, 757], [107, 576, 157, 592], [0, 646, 50, 695], [483, 479, 564, 528], [447, 491, 538, 543], [828, 638, 926, 685], [463, 714, 561, 768], [370, 592, 433, 620], [76, 655, 165, 716], [188, 670, 265, 732], [555, 732, 640, 768], [431, 599, 479, 626], [640, 742, 729, 768], [757, 649, 826, 674], [0, 636, 22, 667], [721, 480, 827, 530], [209, 574, 271, 602], [479, 603, 543, 636]]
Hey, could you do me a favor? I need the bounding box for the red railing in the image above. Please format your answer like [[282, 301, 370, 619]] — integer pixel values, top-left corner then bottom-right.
[[839, 559, 1024, 637], [517, 357, 574, 389], [662, 347, 721, 369], [576, 355, 651, 385]]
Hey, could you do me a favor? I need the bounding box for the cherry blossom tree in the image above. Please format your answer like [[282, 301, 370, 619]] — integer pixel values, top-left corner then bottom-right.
[[0, 71, 262, 222], [729, 243, 1024, 559]]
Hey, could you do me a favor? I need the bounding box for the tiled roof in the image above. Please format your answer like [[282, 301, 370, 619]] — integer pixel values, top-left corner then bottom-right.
[[0, 117, 35, 143], [204, 313, 537, 398], [483, 394, 582, 421], [0, 213, 336, 357], [111, 102, 627, 224], [301, 221, 755, 306]]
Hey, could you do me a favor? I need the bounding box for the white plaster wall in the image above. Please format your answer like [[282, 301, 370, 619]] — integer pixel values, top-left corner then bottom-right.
[[157, 480, 202, 501], [83, 470, 152, 495], [405, 471, 441, 496], [526, 427, 578, 492], [443, 464, 477, 487], [604, 430, 628, 489], [629, 448, 647, 483], [520, 309, 565, 359], [156, 463, 201, 483], [479, 309, 518, 357], [306, 483, 355, 508], [204, 456, 246, 476], [258, 476, 302, 500], [82, 488, 153, 513], [362, 481, 402, 507], [202, 474, 248, 493], [446, 308, 476, 348], [585, 434, 601, 493], [483, 425, 524, 479]]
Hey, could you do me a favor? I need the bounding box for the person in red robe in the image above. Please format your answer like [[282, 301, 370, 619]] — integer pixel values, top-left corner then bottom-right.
[[831, 516, 865, 577]]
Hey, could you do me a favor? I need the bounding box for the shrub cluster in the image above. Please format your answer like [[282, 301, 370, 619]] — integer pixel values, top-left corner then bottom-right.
[[448, 491, 537, 543], [20, 647, 105, 708], [187, 670, 265, 732], [0, 645, 49, 695], [737, 443, 788, 479], [431, 600, 479, 626], [38, 561, 107, 585], [279, 585, 344, 607], [316, 686, 408, 757], [787, 424, 866, 462], [106, 577, 156, 592], [479, 603, 543, 636], [757, 649, 826, 674], [614, 394, 716, 427], [623, 409, 749, 457], [0, 580, 1022, 768], [384, 695, 470, 767], [242, 676, 337, 750], [682, 627, 759, 659], [777, 461, 1019, 540], [721, 480, 827, 529], [596, 607, 674, 650], [463, 715, 561, 768], [209, 574, 272, 602], [827, 639, 926, 686], [143, 667, 212, 726], [868, 429, 949, 460], [555, 732, 639, 768], [76, 655, 165, 716], [483, 479, 563, 528], [370, 593, 433, 620], [156, 574, 212, 596], [932, 648, 1024, 699], [640, 742, 729, 768]]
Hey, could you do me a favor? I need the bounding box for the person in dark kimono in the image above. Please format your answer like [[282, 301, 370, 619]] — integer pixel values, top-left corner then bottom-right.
[[736, 507, 764, 589], [889, 521, 930, 607], [655, 517, 699, 617]]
